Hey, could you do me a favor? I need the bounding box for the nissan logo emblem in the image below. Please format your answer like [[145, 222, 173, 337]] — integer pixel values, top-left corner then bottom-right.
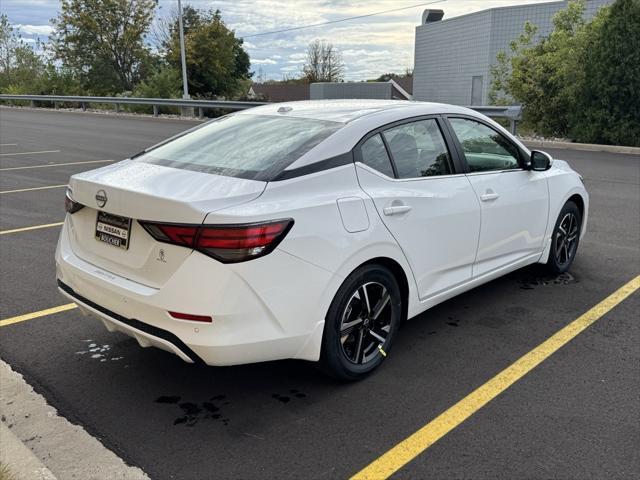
[[95, 190, 107, 208]]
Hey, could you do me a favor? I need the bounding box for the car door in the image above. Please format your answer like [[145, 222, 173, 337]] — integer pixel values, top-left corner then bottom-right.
[[355, 116, 481, 300], [445, 116, 549, 277]]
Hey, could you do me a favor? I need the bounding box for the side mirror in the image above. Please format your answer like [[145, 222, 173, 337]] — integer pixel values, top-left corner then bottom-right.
[[530, 150, 553, 171]]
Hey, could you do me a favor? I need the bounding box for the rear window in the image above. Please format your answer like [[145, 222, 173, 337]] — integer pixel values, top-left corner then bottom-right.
[[136, 114, 342, 181]]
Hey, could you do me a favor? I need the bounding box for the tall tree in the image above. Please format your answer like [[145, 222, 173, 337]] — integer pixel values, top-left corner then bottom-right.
[[489, 0, 594, 136], [164, 8, 251, 98], [571, 0, 640, 146], [489, 0, 638, 145], [51, 0, 157, 94], [0, 14, 47, 92], [302, 39, 344, 83]]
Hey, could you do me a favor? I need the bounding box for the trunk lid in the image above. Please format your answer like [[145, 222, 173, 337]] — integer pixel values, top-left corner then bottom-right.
[[67, 160, 266, 288]]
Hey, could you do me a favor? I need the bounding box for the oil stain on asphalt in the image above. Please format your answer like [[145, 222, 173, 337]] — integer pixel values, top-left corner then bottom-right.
[[272, 389, 307, 403], [517, 271, 577, 290], [155, 395, 230, 427]]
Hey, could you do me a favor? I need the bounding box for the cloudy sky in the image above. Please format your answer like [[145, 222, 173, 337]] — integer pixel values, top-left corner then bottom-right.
[[3, 0, 554, 81]]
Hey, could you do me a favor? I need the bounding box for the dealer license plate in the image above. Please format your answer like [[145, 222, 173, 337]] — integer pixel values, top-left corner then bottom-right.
[[95, 211, 132, 250]]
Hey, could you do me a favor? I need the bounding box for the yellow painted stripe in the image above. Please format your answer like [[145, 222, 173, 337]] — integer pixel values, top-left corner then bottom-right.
[[351, 274, 640, 480], [0, 159, 113, 171], [0, 149, 60, 156], [0, 184, 66, 194], [0, 222, 64, 235], [0, 304, 77, 327]]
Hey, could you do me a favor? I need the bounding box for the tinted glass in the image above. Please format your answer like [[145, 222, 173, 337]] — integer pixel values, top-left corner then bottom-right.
[[382, 119, 451, 179], [360, 134, 395, 177], [136, 114, 342, 181], [449, 118, 520, 172]]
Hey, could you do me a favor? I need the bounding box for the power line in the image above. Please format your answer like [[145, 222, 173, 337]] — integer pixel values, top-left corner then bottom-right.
[[241, 0, 446, 38]]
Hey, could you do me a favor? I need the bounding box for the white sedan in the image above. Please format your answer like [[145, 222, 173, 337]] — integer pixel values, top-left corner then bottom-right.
[[56, 100, 588, 380]]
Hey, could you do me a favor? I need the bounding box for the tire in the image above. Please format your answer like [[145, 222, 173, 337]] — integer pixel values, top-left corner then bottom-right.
[[546, 201, 582, 274], [319, 264, 403, 381]]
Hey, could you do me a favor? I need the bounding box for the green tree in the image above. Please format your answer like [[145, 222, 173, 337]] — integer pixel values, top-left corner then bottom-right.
[[489, 1, 596, 136], [571, 0, 640, 145], [164, 8, 251, 98], [132, 65, 181, 99], [372, 69, 413, 82], [51, 0, 157, 94], [0, 15, 47, 93]]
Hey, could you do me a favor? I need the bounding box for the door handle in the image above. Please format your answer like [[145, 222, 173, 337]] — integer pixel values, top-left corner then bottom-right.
[[383, 205, 412, 216], [480, 192, 500, 202]]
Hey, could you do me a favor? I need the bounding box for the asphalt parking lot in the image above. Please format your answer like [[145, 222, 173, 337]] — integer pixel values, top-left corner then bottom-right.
[[1, 106, 638, 480]]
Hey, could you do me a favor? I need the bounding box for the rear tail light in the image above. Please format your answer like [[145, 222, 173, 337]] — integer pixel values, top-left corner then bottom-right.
[[64, 187, 84, 214], [139, 219, 294, 263]]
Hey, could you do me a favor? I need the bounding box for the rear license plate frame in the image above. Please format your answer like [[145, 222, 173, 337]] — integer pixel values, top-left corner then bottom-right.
[[95, 211, 132, 250]]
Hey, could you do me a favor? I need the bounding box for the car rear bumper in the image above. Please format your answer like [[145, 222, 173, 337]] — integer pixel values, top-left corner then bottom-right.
[[58, 280, 202, 363], [55, 218, 338, 366]]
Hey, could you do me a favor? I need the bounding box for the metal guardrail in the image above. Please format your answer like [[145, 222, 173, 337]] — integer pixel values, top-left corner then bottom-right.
[[467, 105, 522, 134], [0, 94, 522, 133], [0, 94, 269, 118]]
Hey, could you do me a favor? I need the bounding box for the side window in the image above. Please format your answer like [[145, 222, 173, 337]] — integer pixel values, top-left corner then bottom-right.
[[382, 119, 451, 179], [448, 118, 520, 172], [360, 134, 395, 178]]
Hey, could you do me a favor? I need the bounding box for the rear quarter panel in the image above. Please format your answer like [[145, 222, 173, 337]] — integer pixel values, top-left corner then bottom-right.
[[204, 164, 419, 326]]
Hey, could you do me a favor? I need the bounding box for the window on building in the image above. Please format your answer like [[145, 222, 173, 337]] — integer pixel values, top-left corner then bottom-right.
[[471, 76, 483, 106]]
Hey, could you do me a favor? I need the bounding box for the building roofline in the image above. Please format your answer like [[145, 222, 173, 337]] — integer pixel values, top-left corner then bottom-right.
[[417, 0, 567, 27]]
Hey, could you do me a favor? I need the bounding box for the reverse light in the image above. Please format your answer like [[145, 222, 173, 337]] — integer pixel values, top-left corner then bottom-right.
[[168, 311, 213, 323], [64, 187, 84, 214], [139, 219, 294, 263]]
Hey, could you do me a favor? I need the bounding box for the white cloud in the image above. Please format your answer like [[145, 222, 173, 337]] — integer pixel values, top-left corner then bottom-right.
[[13, 24, 54, 36], [252, 58, 278, 65]]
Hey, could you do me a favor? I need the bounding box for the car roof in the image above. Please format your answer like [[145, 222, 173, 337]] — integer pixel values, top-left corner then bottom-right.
[[259, 100, 530, 174], [238, 99, 474, 123]]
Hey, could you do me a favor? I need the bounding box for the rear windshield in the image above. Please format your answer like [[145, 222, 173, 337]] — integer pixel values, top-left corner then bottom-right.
[[136, 114, 343, 181]]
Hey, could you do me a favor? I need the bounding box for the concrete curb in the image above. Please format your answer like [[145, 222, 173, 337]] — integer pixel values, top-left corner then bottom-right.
[[0, 359, 149, 480], [522, 139, 640, 155], [1, 421, 57, 480]]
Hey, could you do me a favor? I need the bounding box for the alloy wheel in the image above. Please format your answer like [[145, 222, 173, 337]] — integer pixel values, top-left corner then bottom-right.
[[555, 212, 579, 267], [339, 281, 392, 364]]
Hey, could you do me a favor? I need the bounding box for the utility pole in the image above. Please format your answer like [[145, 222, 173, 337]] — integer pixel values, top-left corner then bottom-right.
[[177, 0, 189, 99]]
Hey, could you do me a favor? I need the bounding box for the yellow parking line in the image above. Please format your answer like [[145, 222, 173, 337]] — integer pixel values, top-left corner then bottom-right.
[[0, 159, 113, 171], [350, 274, 640, 480], [0, 149, 61, 156], [0, 184, 67, 194], [0, 304, 77, 328], [0, 222, 64, 235]]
